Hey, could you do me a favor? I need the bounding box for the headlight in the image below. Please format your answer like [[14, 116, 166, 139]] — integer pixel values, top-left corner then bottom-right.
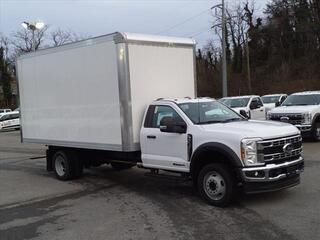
[[241, 138, 264, 166], [303, 113, 312, 124]]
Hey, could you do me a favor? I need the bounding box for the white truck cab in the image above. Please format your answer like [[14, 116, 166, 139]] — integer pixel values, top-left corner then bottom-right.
[[262, 94, 287, 112], [220, 95, 266, 120], [139, 98, 303, 206], [267, 91, 320, 141]]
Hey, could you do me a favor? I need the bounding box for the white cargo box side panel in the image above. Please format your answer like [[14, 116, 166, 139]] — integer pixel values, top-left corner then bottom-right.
[[18, 40, 122, 150], [128, 44, 196, 143]]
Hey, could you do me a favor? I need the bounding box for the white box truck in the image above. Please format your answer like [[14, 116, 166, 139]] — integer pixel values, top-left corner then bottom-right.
[[17, 32, 304, 206]]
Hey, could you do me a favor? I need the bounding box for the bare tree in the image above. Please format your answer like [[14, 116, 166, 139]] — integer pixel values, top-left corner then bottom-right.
[[0, 34, 11, 61], [50, 28, 90, 46], [11, 25, 49, 54], [50, 28, 73, 46]]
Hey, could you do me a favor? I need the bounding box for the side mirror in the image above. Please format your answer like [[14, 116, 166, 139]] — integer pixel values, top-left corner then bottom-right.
[[275, 101, 281, 107], [160, 116, 187, 134], [239, 110, 249, 119]]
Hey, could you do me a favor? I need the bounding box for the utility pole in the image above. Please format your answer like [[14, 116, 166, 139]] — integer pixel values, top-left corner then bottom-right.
[[246, 32, 251, 94], [221, 0, 228, 97], [211, 1, 228, 97]]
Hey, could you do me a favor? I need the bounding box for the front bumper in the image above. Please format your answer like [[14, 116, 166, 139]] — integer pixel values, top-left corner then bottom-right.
[[241, 157, 304, 193]]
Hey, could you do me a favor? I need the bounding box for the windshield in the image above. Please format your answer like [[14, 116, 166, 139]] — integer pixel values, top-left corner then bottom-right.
[[282, 94, 320, 106], [220, 97, 250, 108], [262, 95, 280, 104], [178, 101, 244, 124]]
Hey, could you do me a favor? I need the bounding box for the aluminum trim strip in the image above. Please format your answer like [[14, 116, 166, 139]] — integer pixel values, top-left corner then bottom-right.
[[116, 43, 135, 151]]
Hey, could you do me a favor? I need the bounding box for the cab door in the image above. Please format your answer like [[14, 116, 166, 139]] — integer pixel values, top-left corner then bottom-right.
[[140, 105, 189, 172], [249, 97, 265, 120]]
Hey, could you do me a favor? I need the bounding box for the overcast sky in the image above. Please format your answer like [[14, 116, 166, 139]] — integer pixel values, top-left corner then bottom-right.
[[0, 0, 268, 47]]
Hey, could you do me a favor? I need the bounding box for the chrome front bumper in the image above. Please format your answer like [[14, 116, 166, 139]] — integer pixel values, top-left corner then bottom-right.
[[241, 157, 304, 182]]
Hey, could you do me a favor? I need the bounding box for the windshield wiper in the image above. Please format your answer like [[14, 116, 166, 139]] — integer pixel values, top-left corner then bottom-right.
[[221, 118, 242, 123], [198, 120, 222, 125]]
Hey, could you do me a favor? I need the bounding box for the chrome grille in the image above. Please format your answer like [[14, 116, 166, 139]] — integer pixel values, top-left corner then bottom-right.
[[257, 135, 303, 164], [269, 113, 304, 125]]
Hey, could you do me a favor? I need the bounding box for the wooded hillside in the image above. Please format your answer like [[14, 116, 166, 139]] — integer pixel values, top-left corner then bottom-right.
[[197, 0, 320, 98]]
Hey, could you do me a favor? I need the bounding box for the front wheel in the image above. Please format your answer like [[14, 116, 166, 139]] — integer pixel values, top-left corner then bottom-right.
[[312, 121, 320, 142], [197, 163, 235, 207]]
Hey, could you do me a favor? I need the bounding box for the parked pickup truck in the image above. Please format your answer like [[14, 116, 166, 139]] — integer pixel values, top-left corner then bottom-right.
[[17, 32, 304, 206], [262, 94, 287, 112], [220, 95, 266, 120], [267, 91, 320, 141]]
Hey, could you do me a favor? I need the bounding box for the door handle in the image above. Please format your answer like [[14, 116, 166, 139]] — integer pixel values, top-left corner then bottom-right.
[[147, 135, 156, 139], [260, 109, 263, 112]]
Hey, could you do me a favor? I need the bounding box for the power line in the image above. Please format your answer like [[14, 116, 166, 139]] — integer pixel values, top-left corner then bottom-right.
[[155, 8, 211, 34]]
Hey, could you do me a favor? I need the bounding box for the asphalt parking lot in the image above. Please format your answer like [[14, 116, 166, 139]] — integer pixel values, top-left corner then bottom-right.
[[0, 131, 319, 240]]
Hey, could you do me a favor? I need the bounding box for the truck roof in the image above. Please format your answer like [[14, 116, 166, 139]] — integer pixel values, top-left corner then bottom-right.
[[221, 95, 260, 99], [17, 32, 196, 61], [153, 97, 215, 105], [292, 91, 320, 95], [262, 94, 287, 97]]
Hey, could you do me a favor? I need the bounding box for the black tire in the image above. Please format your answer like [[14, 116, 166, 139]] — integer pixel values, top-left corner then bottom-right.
[[312, 121, 320, 142], [53, 151, 73, 180], [111, 162, 134, 171], [52, 150, 83, 180], [197, 163, 234, 207]]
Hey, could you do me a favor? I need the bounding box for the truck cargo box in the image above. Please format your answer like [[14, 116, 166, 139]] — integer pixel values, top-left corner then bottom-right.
[[17, 32, 196, 151]]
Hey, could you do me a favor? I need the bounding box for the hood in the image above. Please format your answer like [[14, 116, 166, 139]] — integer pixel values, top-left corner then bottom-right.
[[200, 120, 299, 140], [269, 105, 318, 114], [264, 103, 276, 109]]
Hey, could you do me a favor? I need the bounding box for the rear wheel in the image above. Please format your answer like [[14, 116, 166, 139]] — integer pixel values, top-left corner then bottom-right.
[[312, 121, 320, 142], [197, 163, 234, 207], [53, 151, 73, 180], [53, 150, 83, 180]]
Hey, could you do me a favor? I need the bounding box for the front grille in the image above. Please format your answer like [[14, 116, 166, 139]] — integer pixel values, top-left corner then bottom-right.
[[269, 113, 304, 125], [257, 135, 303, 164]]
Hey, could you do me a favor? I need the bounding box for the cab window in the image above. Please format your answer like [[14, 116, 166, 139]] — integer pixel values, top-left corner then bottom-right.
[[146, 105, 184, 128]]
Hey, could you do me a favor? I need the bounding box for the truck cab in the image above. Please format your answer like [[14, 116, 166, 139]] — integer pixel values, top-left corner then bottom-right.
[[140, 98, 304, 206], [262, 94, 287, 112], [220, 95, 266, 120], [267, 91, 320, 141]]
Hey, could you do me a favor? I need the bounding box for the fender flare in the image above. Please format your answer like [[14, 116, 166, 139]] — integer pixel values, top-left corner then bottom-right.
[[190, 142, 242, 176]]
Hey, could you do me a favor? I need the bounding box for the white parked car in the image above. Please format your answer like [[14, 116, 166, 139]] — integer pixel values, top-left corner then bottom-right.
[[0, 109, 12, 115], [0, 111, 20, 130], [220, 95, 266, 120], [262, 94, 287, 112], [267, 91, 320, 141]]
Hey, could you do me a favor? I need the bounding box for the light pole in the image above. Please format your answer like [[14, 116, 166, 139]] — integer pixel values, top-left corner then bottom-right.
[[21, 21, 45, 51]]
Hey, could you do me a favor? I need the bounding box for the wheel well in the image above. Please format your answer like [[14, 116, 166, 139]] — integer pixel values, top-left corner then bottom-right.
[[191, 149, 240, 184], [314, 115, 320, 123]]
